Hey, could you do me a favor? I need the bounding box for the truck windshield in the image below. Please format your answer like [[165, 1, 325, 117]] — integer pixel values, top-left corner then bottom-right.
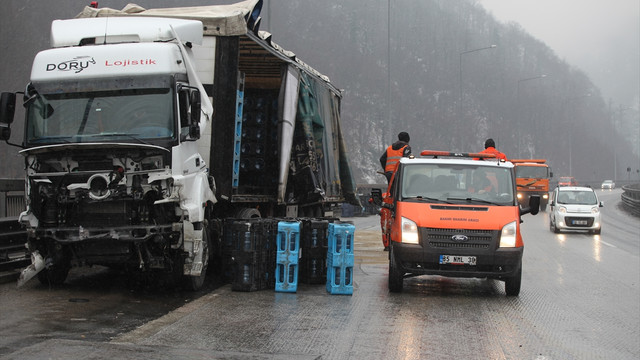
[[515, 166, 548, 178], [401, 163, 514, 205], [25, 76, 175, 145]]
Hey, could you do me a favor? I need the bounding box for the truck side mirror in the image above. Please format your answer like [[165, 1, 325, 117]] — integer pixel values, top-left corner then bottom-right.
[[188, 90, 201, 140], [0, 92, 16, 141], [0, 92, 16, 125]]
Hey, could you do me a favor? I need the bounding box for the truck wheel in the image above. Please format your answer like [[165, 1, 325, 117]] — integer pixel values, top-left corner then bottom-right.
[[37, 260, 70, 286], [184, 226, 211, 291], [504, 266, 522, 296], [388, 246, 404, 293], [236, 208, 261, 219]]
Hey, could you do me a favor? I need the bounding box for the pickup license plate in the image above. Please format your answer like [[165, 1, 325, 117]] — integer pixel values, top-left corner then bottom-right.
[[572, 219, 588, 225], [439, 255, 477, 265]]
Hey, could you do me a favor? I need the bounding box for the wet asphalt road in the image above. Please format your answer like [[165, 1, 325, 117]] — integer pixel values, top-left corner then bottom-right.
[[0, 189, 638, 359]]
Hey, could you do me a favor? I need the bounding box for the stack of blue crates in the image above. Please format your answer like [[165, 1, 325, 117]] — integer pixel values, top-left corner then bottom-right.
[[326, 222, 355, 295], [276, 221, 300, 292]]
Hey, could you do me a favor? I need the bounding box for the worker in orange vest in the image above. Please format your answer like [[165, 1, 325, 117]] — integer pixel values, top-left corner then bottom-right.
[[479, 138, 507, 160], [379, 132, 412, 183]]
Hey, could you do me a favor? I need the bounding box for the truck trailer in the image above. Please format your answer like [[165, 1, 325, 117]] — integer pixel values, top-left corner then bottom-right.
[[0, 0, 358, 289]]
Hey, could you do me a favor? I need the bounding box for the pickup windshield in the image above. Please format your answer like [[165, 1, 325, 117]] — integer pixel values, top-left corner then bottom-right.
[[25, 76, 175, 145], [401, 163, 515, 205]]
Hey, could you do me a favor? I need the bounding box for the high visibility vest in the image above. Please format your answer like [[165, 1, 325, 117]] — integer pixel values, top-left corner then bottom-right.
[[384, 145, 407, 172], [480, 147, 507, 160]]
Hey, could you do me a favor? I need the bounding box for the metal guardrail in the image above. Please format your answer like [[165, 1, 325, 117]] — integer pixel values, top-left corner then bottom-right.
[[621, 183, 640, 217], [0, 178, 25, 218], [0, 179, 28, 270]]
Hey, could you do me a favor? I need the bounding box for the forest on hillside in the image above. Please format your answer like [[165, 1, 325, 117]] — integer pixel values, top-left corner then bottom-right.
[[1, 0, 638, 184], [269, 0, 639, 183]]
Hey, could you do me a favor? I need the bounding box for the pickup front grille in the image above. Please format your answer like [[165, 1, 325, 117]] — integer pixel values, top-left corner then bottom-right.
[[421, 227, 497, 250]]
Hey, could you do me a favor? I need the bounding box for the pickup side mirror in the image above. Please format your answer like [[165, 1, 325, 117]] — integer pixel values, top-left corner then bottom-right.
[[370, 188, 383, 206], [520, 194, 540, 216]]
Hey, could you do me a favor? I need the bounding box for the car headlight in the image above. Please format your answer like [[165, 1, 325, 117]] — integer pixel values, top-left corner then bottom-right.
[[401, 217, 419, 244], [499, 221, 517, 248], [591, 207, 599, 214], [558, 206, 567, 213]]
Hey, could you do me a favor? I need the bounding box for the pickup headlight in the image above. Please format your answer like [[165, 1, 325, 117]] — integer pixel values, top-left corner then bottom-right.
[[401, 217, 419, 244], [499, 221, 517, 248]]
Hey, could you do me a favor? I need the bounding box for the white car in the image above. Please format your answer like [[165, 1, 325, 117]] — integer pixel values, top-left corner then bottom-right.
[[601, 180, 615, 190], [549, 186, 603, 234]]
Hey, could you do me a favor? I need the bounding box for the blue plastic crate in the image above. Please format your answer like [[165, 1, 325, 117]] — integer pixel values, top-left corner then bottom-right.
[[275, 221, 300, 293], [326, 222, 355, 295]]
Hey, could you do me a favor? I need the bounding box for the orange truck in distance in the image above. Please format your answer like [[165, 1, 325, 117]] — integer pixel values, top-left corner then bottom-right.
[[511, 159, 552, 211], [371, 151, 540, 296]]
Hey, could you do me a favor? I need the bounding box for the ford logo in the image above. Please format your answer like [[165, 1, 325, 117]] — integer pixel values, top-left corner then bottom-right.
[[451, 234, 469, 242]]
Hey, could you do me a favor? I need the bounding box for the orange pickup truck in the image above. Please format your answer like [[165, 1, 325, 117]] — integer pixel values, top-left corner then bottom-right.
[[371, 151, 539, 296]]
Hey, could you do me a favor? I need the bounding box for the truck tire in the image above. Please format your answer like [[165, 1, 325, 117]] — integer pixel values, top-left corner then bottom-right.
[[388, 246, 404, 293], [504, 266, 522, 296], [37, 261, 70, 286], [236, 208, 261, 219], [184, 226, 211, 291]]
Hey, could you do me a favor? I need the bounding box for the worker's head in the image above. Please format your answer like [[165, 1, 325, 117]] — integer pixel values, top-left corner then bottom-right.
[[484, 138, 496, 149], [398, 132, 410, 143]]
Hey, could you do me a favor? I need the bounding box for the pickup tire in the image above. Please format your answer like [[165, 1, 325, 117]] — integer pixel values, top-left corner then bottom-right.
[[388, 246, 404, 293], [504, 266, 522, 296]]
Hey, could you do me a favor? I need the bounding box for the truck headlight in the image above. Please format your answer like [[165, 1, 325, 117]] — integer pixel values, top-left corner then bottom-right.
[[542, 193, 549, 200], [499, 221, 517, 248], [401, 217, 419, 244], [517, 193, 523, 200]]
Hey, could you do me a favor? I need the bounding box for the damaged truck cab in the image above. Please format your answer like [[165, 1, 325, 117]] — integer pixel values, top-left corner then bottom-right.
[[1, 18, 215, 289], [0, 1, 358, 290]]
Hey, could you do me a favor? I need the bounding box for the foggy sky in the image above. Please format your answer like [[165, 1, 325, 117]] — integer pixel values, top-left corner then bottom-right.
[[478, 0, 640, 110]]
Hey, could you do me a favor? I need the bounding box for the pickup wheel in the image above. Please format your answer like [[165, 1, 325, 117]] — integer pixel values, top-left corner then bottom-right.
[[388, 246, 404, 293], [184, 225, 211, 291], [504, 266, 522, 296]]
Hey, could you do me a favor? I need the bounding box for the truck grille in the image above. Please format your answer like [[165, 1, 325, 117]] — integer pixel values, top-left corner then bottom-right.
[[422, 227, 497, 250]]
